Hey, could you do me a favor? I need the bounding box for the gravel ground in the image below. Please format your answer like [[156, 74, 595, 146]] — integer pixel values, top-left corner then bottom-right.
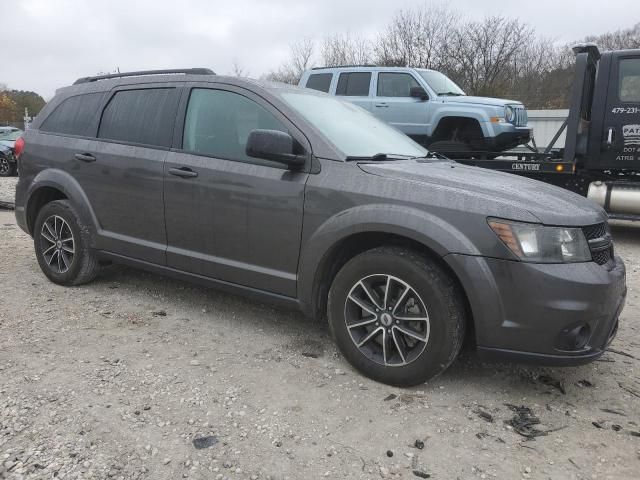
[[0, 177, 17, 204], [1, 176, 639, 479]]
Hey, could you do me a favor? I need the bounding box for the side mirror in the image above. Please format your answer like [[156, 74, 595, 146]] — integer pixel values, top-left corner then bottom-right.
[[410, 86, 429, 100], [245, 129, 305, 168]]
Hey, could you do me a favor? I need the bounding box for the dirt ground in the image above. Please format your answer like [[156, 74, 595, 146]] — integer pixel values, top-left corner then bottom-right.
[[1, 176, 639, 480]]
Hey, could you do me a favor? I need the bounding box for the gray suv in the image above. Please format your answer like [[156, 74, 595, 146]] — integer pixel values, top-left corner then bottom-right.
[[299, 66, 531, 157], [15, 69, 625, 386]]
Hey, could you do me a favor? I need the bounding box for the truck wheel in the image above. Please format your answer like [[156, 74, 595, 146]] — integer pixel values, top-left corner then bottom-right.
[[327, 247, 466, 387], [33, 200, 100, 286], [0, 157, 15, 177]]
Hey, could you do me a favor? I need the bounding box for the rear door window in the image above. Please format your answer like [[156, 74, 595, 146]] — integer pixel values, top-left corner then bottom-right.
[[40, 93, 104, 136], [619, 58, 640, 102], [336, 72, 371, 96], [98, 88, 180, 147], [377, 73, 421, 97], [305, 73, 333, 92]]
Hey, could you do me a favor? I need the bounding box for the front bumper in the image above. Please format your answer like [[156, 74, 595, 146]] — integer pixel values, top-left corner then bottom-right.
[[445, 253, 626, 366], [485, 127, 531, 152]]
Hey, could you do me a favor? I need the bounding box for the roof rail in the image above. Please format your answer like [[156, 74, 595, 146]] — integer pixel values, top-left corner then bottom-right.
[[311, 64, 378, 70], [73, 68, 215, 85]]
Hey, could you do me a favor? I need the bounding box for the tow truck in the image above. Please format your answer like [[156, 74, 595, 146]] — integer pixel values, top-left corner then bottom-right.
[[457, 44, 640, 220]]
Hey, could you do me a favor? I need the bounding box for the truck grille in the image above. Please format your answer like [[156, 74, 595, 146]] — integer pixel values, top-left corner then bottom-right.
[[582, 223, 613, 266], [513, 106, 528, 127]]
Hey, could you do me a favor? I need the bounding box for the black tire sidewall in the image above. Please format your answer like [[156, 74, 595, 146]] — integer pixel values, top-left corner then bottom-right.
[[33, 201, 87, 285], [328, 249, 462, 387]]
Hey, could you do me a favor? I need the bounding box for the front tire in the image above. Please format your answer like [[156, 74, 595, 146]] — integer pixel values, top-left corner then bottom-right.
[[33, 200, 100, 286], [327, 247, 466, 387]]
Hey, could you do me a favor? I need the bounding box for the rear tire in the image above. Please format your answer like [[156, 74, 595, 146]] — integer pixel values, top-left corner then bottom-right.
[[327, 247, 466, 387], [33, 200, 100, 286]]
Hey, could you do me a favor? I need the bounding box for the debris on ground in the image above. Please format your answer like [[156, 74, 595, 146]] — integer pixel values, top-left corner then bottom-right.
[[576, 379, 594, 388], [592, 421, 604, 429], [505, 404, 547, 438], [412, 469, 431, 478], [386, 450, 394, 457], [537, 374, 566, 394], [607, 348, 639, 360], [601, 408, 626, 416], [192, 435, 218, 449], [414, 439, 425, 450], [474, 409, 494, 423], [152, 309, 167, 316], [384, 394, 397, 401]]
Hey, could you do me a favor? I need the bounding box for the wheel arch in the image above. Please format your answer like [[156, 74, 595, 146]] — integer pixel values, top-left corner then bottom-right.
[[431, 115, 486, 141], [25, 169, 98, 236], [297, 205, 478, 332]]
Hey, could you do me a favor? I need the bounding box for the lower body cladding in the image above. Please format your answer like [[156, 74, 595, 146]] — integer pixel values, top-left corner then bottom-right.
[[445, 253, 626, 365]]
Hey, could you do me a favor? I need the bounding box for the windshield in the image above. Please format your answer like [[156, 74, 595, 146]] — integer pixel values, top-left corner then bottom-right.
[[418, 71, 465, 96], [0, 129, 22, 141], [278, 92, 428, 158]]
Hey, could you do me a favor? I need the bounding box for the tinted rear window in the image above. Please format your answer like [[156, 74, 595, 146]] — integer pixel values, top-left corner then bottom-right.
[[98, 88, 179, 147], [336, 72, 371, 96], [40, 93, 103, 136], [305, 73, 333, 93]]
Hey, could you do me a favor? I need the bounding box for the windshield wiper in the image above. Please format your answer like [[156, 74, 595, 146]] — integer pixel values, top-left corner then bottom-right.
[[410, 151, 451, 161], [345, 153, 412, 162], [438, 92, 464, 96]]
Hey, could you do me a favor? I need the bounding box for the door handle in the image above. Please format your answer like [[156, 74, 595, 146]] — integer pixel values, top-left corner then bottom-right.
[[374, 103, 389, 108], [168, 167, 198, 178], [606, 127, 615, 147], [74, 153, 96, 162]]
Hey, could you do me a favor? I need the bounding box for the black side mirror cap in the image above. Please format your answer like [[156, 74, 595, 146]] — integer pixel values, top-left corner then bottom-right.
[[410, 86, 429, 100], [245, 129, 305, 168]]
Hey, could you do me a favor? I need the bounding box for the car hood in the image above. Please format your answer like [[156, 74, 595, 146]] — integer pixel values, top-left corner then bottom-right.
[[438, 95, 521, 107], [358, 160, 606, 226], [0, 140, 14, 149]]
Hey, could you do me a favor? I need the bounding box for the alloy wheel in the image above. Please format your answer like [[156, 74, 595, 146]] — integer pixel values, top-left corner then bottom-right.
[[40, 215, 75, 274], [344, 274, 430, 367], [0, 157, 9, 175]]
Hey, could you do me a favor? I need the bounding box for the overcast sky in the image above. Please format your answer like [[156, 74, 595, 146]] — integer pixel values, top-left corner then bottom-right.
[[4, 0, 638, 99]]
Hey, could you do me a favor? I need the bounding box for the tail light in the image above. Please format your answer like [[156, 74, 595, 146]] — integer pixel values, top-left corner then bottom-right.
[[14, 136, 25, 158]]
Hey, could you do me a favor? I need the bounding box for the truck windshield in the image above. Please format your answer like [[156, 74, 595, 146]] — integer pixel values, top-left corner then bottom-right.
[[418, 71, 465, 96], [278, 92, 428, 158]]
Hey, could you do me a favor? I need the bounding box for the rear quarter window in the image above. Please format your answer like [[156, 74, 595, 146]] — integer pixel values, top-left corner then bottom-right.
[[98, 88, 180, 147], [305, 73, 333, 93], [40, 92, 104, 136]]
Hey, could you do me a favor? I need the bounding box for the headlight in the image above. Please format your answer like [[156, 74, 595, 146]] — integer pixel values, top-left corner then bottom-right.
[[504, 105, 516, 123], [488, 219, 591, 263]]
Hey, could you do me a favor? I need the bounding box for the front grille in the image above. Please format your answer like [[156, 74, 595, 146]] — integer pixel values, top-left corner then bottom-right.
[[513, 106, 528, 127], [583, 223, 608, 240], [582, 222, 613, 266]]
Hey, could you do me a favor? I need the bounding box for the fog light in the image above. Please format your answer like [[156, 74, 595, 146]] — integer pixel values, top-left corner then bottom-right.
[[556, 323, 591, 351]]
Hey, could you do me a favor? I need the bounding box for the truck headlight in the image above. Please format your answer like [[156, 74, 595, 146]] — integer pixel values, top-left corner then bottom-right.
[[504, 105, 516, 123], [488, 219, 591, 263]]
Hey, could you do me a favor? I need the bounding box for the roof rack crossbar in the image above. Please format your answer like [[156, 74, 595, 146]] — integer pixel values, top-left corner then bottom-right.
[[73, 68, 215, 85]]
